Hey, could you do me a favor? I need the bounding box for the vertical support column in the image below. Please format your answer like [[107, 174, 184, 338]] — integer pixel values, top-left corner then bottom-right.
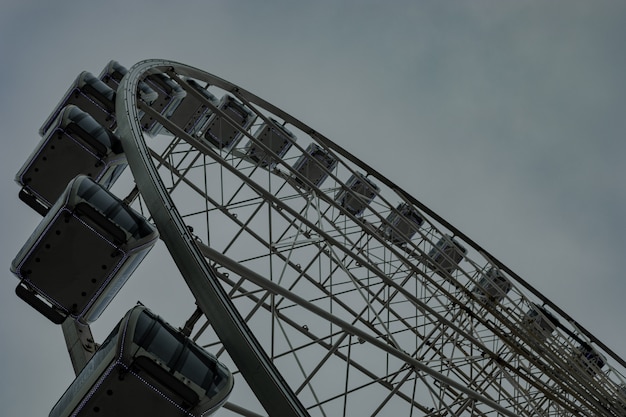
[[61, 318, 96, 376]]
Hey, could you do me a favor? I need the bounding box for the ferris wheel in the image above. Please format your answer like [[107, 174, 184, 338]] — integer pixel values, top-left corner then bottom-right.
[[10, 59, 626, 417]]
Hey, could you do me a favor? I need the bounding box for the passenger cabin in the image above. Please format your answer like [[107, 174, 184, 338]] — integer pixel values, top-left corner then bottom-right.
[[49, 305, 233, 417], [98, 60, 158, 104], [166, 78, 219, 136], [139, 72, 187, 137], [292, 143, 338, 189], [246, 118, 296, 169], [11, 175, 158, 324], [521, 304, 560, 341], [16, 105, 127, 216], [572, 344, 606, 376], [203, 94, 256, 150], [471, 267, 512, 305], [382, 203, 423, 245], [426, 235, 467, 277], [40, 72, 117, 137], [335, 172, 379, 217]]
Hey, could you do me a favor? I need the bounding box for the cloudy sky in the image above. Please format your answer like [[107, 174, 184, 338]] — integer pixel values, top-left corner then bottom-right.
[[1, 1, 625, 415]]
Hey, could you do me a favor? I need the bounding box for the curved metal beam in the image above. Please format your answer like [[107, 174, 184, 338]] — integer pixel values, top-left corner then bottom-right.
[[116, 59, 310, 417]]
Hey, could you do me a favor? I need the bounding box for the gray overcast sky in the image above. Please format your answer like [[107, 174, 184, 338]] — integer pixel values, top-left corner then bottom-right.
[[1, 1, 625, 415]]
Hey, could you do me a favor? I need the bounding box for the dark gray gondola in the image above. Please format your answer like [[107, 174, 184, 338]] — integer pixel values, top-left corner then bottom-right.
[[291, 143, 338, 189], [203, 94, 256, 150], [165, 78, 219, 136], [16, 105, 127, 215], [572, 343, 607, 376], [521, 303, 560, 342], [49, 305, 234, 417], [11, 175, 158, 324], [40, 72, 117, 137], [245, 117, 297, 169], [335, 172, 380, 217], [99, 60, 188, 137], [98, 60, 158, 105], [471, 267, 512, 305], [140, 71, 187, 136], [426, 235, 467, 277], [382, 203, 424, 245]]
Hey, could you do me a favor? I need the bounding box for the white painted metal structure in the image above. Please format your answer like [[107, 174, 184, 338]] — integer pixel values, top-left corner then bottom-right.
[[13, 58, 626, 416]]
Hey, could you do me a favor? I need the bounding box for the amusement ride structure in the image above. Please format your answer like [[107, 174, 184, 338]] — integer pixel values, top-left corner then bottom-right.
[[10, 59, 626, 416]]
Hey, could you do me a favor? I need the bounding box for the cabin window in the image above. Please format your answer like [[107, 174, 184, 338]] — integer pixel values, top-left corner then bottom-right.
[[179, 348, 211, 389], [145, 323, 181, 365]]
